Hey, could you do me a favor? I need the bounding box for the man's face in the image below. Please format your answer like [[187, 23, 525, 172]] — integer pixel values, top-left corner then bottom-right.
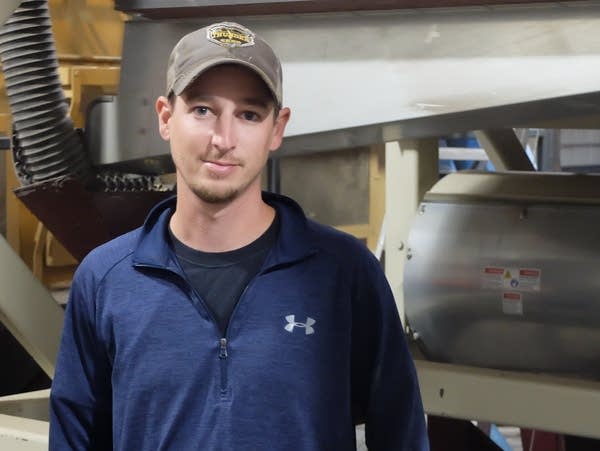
[[156, 64, 289, 204]]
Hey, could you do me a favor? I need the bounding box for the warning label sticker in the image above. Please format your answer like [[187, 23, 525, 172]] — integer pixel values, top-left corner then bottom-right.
[[481, 266, 504, 289], [502, 292, 523, 315], [517, 268, 542, 291], [482, 266, 541, 292]]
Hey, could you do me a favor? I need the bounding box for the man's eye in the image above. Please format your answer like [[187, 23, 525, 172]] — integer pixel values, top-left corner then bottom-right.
[[242, 111, 259, 121], [193, 106, 209, 116]]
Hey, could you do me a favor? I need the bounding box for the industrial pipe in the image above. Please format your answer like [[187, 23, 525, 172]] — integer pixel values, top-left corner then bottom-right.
[[0, 0, 89, 185]]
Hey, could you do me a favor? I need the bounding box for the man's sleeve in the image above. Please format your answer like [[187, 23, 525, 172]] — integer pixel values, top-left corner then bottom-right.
[[49, 269, 112, 450], [352, 252, 429, 451]]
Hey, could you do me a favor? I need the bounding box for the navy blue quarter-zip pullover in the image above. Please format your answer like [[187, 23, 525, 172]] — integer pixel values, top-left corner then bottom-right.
[[50, 192, 428, 450]]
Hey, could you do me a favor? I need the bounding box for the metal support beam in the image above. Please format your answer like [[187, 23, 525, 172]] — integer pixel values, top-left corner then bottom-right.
[[474, 128, 535, 171], [115, 0, 579, 18], [0, 390, 50, 422], [0, 236, 64, 378], [417, 360, 600, 440], [384, 139, 438, 325], [0, 414, 48, 450]]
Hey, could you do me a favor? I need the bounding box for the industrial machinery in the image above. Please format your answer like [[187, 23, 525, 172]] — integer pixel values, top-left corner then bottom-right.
[[8, 0, 600, 257], [3, 0, 600, 449], [405, 171, 600, 378]]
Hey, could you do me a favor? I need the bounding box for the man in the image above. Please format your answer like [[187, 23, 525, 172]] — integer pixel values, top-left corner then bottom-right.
[[50, 21, 428, 450]]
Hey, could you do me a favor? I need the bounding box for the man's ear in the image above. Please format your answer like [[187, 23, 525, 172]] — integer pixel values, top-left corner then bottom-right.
[[268, 107, 291, 153], [156, 96, 172, 141]]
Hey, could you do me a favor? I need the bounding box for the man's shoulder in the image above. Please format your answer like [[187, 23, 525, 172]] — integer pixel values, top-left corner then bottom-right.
[[76, 227, 141, 282], [267, 191, 379, 268]]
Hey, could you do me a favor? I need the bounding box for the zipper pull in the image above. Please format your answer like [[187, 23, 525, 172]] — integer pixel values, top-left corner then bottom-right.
[[219, 338, 228, 359]]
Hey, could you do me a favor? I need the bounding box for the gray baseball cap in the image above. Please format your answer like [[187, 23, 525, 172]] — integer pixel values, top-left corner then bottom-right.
[[166, 22, 282, 106]]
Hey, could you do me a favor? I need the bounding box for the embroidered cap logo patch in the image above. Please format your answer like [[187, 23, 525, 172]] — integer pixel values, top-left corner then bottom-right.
[[207, 23, 255, 48]]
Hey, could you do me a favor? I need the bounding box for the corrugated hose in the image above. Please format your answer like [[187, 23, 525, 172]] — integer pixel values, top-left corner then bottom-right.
[[0, 0, 90, 185]]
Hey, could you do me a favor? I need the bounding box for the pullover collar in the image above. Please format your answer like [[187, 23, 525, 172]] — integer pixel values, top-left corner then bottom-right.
[[132, 192, 317, 271]]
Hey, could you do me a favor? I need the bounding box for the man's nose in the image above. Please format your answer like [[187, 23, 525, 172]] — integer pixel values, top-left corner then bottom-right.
[[211, 115, 236, 152]]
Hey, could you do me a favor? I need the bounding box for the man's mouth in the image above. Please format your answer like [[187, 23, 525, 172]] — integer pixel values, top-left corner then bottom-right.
[[203, 160, 240, 174], [205, 160, 237, 166]]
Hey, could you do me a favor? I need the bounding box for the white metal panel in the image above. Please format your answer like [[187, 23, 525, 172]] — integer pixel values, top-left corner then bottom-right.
[[115, 3, 600, 168], [275, 4, 600, 136]]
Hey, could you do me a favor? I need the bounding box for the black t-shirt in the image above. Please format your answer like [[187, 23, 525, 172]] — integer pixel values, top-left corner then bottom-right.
[[169, 214, 279, 335]]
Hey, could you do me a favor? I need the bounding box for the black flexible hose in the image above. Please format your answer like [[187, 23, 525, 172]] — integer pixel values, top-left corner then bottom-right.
[[0, 0, 90, 185]]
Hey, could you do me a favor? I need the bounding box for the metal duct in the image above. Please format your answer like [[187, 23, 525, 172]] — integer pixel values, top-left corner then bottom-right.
[[0, 0, 89, 185]]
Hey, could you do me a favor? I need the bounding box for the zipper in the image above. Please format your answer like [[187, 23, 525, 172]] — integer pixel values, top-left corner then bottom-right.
[[215, 278, 259, 400], [137, 263, 232, 398], [136, 261, 280, 401], [172, 264, 233, 400], [219, 338, 228, 397]]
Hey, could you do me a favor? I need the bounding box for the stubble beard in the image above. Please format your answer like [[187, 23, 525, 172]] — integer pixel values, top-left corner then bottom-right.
[[187, 171, 261, 205], [190, 184, 240, 204]]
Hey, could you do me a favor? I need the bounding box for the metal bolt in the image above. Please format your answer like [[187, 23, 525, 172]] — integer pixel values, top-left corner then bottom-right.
[[439, 388, 445, 398], [419, 204, 426, 215], [406, 248, 413, 260], [520, 208, 528, 220], [398, 241, 404, 251]]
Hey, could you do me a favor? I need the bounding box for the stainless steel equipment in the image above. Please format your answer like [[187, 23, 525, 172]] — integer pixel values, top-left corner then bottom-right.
[[404, 171, 600, 379]]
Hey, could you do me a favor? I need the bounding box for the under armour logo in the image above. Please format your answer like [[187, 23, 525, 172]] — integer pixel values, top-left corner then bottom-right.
[[284, 315, 316, 335]]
